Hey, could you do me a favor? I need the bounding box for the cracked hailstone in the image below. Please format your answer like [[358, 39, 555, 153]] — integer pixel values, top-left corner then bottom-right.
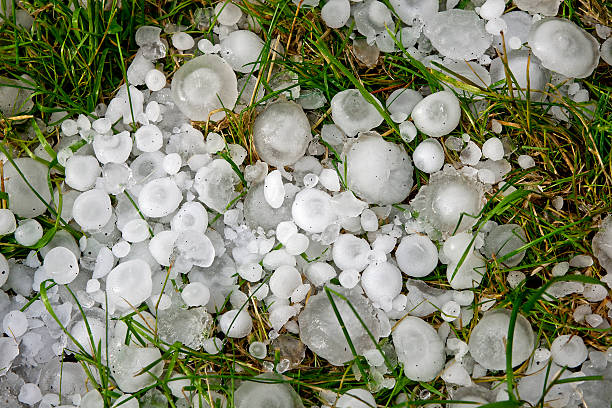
[[468, 309, 535, 371], [171, 54, 238, 121], [410, 166, 485, 235], [411, 91, 461, 138], [424, 10, 492, 61], [528, 18, 600, 78], [343, 132, 413, 205], [3, 158, 52, 218], [298, 287, 380, 366], [252, 100, 311, 167], [393, 316, 445, 381], [331, 89, 383, 137], [234, 373, 304, 408]]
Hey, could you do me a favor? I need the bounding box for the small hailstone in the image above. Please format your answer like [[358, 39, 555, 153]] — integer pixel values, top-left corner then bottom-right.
[[65, 155, 101, 191], [145, 101, 161, 122], [163, 153, 182, 175], [181, 282, 211, 307], [135, 124, 163, 152], [206, 132, 225, 153], [18, 383, 42, 405], [3, 310, 28, 337], [583, 283, 608, 302], [264, 170, 285, 209], [305, 262, 336, 286], [92, 117, 112, 134], [61, 119, 78, 136], [509, 36, 522, 49], [319, 168, 340, 191], [198, 38, 217, 54], [331, 89, 383, 137], [172, 32, 195, 50], [138, 178, 182, 218], [238, 262, 263, 282], [573, 304, 591, 322], [333, 234, 371, 272], [399, 120, 417, 143], [303, 173, 318, 188], [86, 279, 100, 293], [507, 270, 526, 288], [551, 334, 587, 368], [361, 262, 402, 310], [551, 196, 564, 210], [460, 141, 482, 165], [551, 262, 569, 277], [485, 17, 507, 36], [249, 341, 267, 359], [292, 188, 337, 233], [453, 291, 475, 306], [478, 0, 505, 20], [518, 154, 535, 169], [276, 221, 298, 245], [412, 138, 444, 173], [395, 234, 438, 277], [144, 69, 166, 92], [214, 1, 242, 26], [76, 114, 91, 130], [585, 313, 603, 327], [321, 0, 350, 29], [445, 136, 463, 151], [0, 209, 16, 235], [338, 269, 360, 289], [360, 209, 378, 232], [477, 169, 495, 184], [411, 91, 461, 138], [220, 30, 265, 73], [569, 254, 593, 268], [219, 309, 252, 338], [441, 301, 461, 322], [14, 219, 43, 246], [285, 233, 309, 255], [112, 240, 131, 258], [482, 137, 504, 160], [203, 337, 224, 354], [393, 317, 445, 381], [106, 260, 152, 312], [270, 265, 302, 298]]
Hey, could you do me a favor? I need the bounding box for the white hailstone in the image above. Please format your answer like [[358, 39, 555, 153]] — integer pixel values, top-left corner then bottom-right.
[[270, 265, 302, 298], [214, 1, 242, 25], [234, 373, 303, 408], [81, 389, 103, 408], [550, 334, 588, 368], [338, 269, 360, 289], [331, 89, 383, 136], [479, 0, 505, 20], [569, 254, 593, 268], [386, 88, 423, 123], [198, 38, 218, 54], [481, 137, 504, 161], [485, 17, 508, 36], [509, 36, 522, 49], [111, 395, 139, 408], [303, 173, 319, 188], [361, 262, 402, 310], [121, 219, 150, 243], [206, 132, 225, 154], [360, 209, 378, 231], [138, 178, 182, 218], [395, 234, 438, 277], [147, 231, 176, 267], [110, 345, 164, 393], [171, 55, 238, 121], [249, 341, 267, 359], [18, 383, 42, 405], [305, 262, 336, 287], [106, 259, 153, 312], [238, 262, 263, 282], [528, 18, 600, 78], [585, 313, 603, 327], [253, 101, 311, 167], [43, 246, 79, 284], [61, 119, 79, 135], [518, 154, 535, 169], [411, 91, 461, 138], [112, 240, 131, 258], [163, 153, 182, 175], [171, 201, 208, 233], [174, 230, 216, 268], [285, 233, 309, 255], [220, 30, 264, 73], [219, 309, 252, 338], [424, 10, 492, 61], [478, 169, 495, 184], [490, 51, 549, 101], [393, 316, 445, 381], [181, 282, 211, 307], [468, 309, 535, 370], [389, 0, 437, 25], [92, 117, 111, 134], [65, 155, 101, 191], [14, 219, 43, 246], [86, 279, 100, 293], [413, 138, 445, 173], [551, 261, 569, 277], [291, 188, 337, 233], [344, 133, 413, 205], [333, 234, 371, 272], [72, 189, 112, 231], [441, 300, 461, 322], [0, 209, 16, 235], [583, 283, 607, 302], [336, 389, 376, 408], [318, 168, 340, 191], [276, 221, 298, 245], [93, 131, 133, 164], [135, 124, 163, 152], [145, 101, 161, 122], [144, 69, 166, 92], [321, 0, 350, 29], [0, 253, 9, 286], [171, 32, 195, 50], [3, 310, 28, 337], [264, 170, 285, 209], [4, 158, 53, 218], [399, 120, 417, 143], [460, 141, 482, 166]]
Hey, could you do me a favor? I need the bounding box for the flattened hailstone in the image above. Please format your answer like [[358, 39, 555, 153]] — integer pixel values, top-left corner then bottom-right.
[[410, 167, 485, 235], [234, 373, 305, 408], [73, 189, 112, 231], [171, 55, 238, 121], [386, 88, 423, 123], [171, 201, 208, 233], [592, 215, 612, 273], [292, 188, 337, 233], [106, 260, 152, 312], [514, 0, 563, 16], [244, 182, 293, 231], [298, 287, 380, 366], [361, 262, 402, 310], [336, 389, 376, 408], [321, 0, 350, 29], [253, 101, 311, 167], [138, 177, 182, 218], [109, 345, 164, 393], [43, 246, 79, 284], [331, 89, 383, 137], [528, 18, 600, 78], [333, 234, 371, 272], [481, 223, 527, 267], [413, 138, 444, 174], [220, 30, 264, 73], [395, 234, 438, 277], [65, 155, 101, 191], [389, 0, 438, 24], [411, 91, 461, 138], [424, 10, 492, 61], [219, 309, 252, 338], [490, 51, 549, 101], [550, 334, 588, 368], [468, 309, 535, 371], [3, 158, 52, 218], [344, 132, 413, 205], [393, 316, 445, 381], [194, 159, 239, 213]]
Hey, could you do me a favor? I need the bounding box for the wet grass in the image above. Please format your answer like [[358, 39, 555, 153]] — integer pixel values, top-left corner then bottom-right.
[[0, 0, 611, 407]]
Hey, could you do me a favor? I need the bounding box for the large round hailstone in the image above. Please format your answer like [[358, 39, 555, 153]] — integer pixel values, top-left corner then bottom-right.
[[550, 334, 588, 368], [412, 138, 444, 174], [468, 309, 535, 371], [110, 345, 164, 393], [481, 223, 528, 267], [291, 188, 337, 233], [336, 389, 376, 408], [72, 189, 112, 231], [219, 30, 264, 73], [106, 260, 153, 312], [389, 0, 438, 24], [411, 91, 461, 138], [171, 54, 238, 121], [490, 51, 549, 101], [0, 252, 9, 286], [332, 234, 371, 272], [423, 10, 492, 61], [395, 234, 438, 277], [234, 373, 305, 408], [138, 177, 182, 218], [410, 167, 485, 235], [298, 288, 380, 366], [361, 262, 402, 310], [219, 309, 252, 338], [321, 0, 350, 29], [252, 101, 311, 167], [393, 316, 445, 381], [344, 132, 413, 205], [3, 158, 52, 218], [331, 89, 383, 137], [528, 18, 600, 78], [43, 246, 79, 284], [65, 155, 101, 191]]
